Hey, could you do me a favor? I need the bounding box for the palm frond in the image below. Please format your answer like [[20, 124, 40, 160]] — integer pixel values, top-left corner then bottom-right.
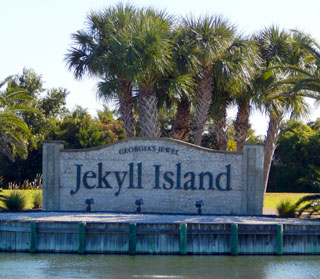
[[296, 194, 320, 206], [0, 86, 37, 161], [182, 15, 235, 67]]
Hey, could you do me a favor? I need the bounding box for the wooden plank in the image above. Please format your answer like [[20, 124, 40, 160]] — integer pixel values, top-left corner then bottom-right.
[[284, 231, 320, 236], [136, 230, 179, 235], [85, 223, 129, 253], [0, 227, 30, 233], [135, 224, 180, 254], [238, 230, 275, 235], [187, 224, 230, 254], [86, 229, 128, 234], [30, 222, 37, 253], [8, 227, 283, 235], [37, 228, 78, 234], [36, 222, 78, 252], [188, 230, 228, 235]]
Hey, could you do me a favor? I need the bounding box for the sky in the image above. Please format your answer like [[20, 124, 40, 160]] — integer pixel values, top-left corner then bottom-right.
[[1, 0, 320, 136]]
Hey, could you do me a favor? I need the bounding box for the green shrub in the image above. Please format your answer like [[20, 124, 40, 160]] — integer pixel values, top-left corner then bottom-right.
[[276, 199, 297, 218], [1, 191, 27, 211], [31, 191, 42, 209]]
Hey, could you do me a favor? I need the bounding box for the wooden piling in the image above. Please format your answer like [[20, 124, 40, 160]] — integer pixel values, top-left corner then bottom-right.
[[276, 224, 283, 255], [179, 223, 187, 255], [78, 222, 86, 254], [129, 223, 137, 255], [230, 224, 238, 255], [30, 221, 37, 253]]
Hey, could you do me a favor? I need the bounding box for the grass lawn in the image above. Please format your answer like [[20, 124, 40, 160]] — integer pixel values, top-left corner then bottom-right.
[[264, 192, 317, 209]]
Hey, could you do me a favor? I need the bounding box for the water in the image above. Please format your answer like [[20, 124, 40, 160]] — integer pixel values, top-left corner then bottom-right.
[[0, 254, 319, 279]]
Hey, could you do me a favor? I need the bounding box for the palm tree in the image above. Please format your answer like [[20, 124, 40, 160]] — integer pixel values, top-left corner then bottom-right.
[[232, 39, 262, 152], [156, 73, 194, 141], [132, 9, 174, 137], [276, 30, 320, 98], [0, 79, 36, 162], [263, 92, 309, 193], [171, 95, 192, 141], [210, 37, 259, 151], [182, 15, 235, 146], [167, 25, 197, 141], [210, 66, 233, 150], [65, 3, 138, 137], [255, 26, 311, 193], [262, 33, 320, 193]]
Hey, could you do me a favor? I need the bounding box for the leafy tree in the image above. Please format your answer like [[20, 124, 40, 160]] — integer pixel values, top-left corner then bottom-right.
[[54, 106, 104, 148], [51, 106, 125, 149], [96, 106, 126, 144], [268, 120, 320, 192], [309, 118, 320, 131], [6, 68, 44, 97], [0, 70, 68, 184], [201, 130, 219, 150], [40, 88, 69, 118]]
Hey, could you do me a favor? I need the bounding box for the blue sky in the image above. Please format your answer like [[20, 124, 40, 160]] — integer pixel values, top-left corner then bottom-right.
[[1, 0, 320, 136]]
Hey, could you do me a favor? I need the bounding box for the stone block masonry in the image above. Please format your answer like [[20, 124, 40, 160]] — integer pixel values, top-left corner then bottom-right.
[[43, 138, 264, 215]]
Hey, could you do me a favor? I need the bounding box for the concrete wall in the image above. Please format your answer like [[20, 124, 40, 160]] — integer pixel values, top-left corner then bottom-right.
[[43, 138, 264, 215]]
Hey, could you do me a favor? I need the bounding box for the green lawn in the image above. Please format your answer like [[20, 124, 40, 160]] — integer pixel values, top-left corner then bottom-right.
[[264, 192, 316, 209]]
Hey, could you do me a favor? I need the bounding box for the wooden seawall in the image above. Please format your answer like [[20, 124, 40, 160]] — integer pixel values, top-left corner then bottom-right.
[[0, 220, 320, 255]]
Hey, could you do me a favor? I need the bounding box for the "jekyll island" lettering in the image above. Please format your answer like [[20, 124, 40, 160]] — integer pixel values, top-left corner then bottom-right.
[[70, 162, 232, 196]]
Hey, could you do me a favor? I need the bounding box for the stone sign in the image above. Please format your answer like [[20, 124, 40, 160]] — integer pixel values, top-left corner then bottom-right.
[[42, 138, 264, 215]]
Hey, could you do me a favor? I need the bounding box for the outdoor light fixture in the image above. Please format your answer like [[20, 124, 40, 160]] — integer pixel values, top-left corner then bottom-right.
[[85, 198, 94, 212], [196, 200, 203, 214], [135, 199, 144, 213]]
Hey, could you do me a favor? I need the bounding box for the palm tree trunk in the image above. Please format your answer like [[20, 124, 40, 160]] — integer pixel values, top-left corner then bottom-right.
[[212, 100, 228, 151], [118, 81, 135, 138], [263, 111, 283, 193], [234, 100, 251, 152], [138, 85, 160, 137], [194, 69, 213, 146], [171, 96, 191, 141]]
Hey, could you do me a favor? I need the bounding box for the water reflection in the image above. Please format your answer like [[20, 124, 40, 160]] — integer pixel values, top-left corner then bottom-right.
[[0, 253, 319, 279]]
